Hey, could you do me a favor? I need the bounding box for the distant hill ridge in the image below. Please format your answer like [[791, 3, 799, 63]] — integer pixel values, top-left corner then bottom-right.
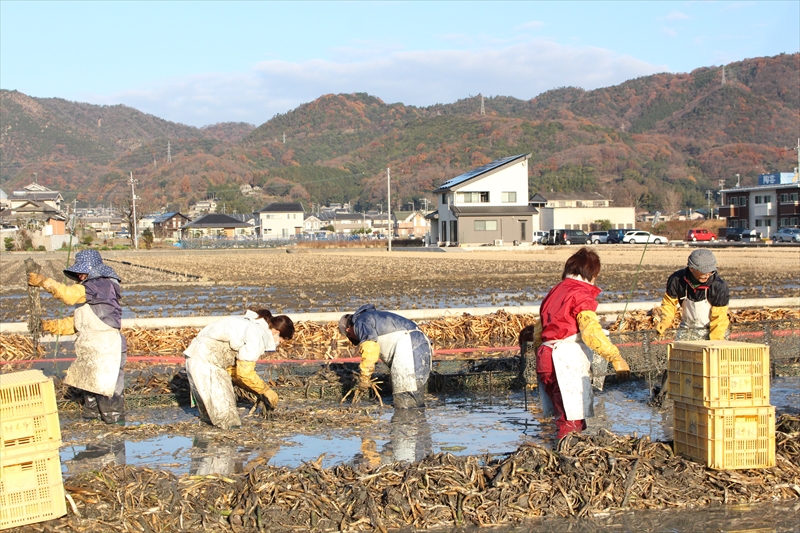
[[0, 53, 797, 216]]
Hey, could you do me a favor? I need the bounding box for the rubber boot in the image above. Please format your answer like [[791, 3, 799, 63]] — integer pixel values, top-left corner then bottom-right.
[[82, 393, 102, 420], [97, 393, 126, 425]]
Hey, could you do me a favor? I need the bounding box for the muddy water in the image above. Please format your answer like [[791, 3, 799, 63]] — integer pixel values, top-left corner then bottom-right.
[[61, 377, 799, 474], [55, 376, 800, 531]]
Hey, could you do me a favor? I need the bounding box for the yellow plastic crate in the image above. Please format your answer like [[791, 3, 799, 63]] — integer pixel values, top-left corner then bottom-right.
[[667, 340, 769, 408], [0, 370, 58, 419], [673, 401, 775, 470], [0, 370, 61, 459], [0, 449, 67, 530]]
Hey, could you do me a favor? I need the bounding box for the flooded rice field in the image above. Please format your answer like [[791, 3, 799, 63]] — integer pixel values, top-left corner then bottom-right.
[[1, 247, 799, 321], [47, 376, 800, 533], [58, 377, 800, 476]]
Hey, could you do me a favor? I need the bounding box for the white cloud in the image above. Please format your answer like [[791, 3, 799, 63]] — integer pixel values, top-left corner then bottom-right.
[[661, 27, 678, 38], [515, 21, 545, 31], [665, 11, 689, 21], [102, 40, 664, 127]]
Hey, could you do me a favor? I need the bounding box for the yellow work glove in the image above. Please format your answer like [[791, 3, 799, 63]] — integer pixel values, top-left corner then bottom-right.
[[30, 275, 86, 305], [28, 272, 47, 287], [654, 295, 679, 338], [358, 340, 381, 377], [41, 317, 76, 335], [708, 305, 730, 341], [232, 359, 268, 395], [258, 388, 279, 410], [577, 310, 630, 381], [357, 370, 373, 393]]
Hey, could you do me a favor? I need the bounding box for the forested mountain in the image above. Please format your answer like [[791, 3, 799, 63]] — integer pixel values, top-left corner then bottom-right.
[[1, 53, 797, 216]]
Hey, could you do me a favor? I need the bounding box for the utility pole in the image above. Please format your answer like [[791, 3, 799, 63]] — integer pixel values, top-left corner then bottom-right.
[[167, 141, 172, 163], [422, 197, 429, 213], [706, 190, 713, 219], [387, 168, 392, 252], [129, 172, 139, 249]]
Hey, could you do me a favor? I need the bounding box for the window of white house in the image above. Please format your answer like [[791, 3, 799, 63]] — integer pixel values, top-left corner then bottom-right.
[[474, 220, 498, 231], [501, 191, 517, 203], [459, 192, 490, 203], [764, 195, 772, 203], [755, 196, 762, 204], [766, 219, 772, 226], [594, 201, 605, 207]]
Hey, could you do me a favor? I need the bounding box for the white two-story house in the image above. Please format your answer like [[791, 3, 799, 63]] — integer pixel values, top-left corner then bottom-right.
[[431, 154, 537, 245], [256, 202, 305, 240]]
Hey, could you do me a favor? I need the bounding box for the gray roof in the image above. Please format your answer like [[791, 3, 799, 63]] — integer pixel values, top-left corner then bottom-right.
[[451, 205, 539, 216], [181, 213, 251, 228], [434, 154, 530, 193], [536, 191, 609, 202], [257, 202, 305, 213], [152, 212, 189, 224]]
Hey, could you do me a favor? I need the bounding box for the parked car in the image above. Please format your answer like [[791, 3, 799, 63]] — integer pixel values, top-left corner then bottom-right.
[[549, 229, 590, 245], [772, 227, 800, 243], [685, 228, 717, 242], [622, 231, 669, 244], [606, 229, 627, 243], [724, 227, 761, 242], [588, 231, 609, 244], [531, 230, 548, 244]]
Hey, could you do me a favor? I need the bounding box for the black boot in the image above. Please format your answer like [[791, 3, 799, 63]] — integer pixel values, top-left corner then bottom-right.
[[97, 393, 126, 425], [82, 393, 102, 420]]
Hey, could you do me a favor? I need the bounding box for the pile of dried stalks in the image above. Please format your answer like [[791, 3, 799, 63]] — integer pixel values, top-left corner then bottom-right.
[[25, 415, 800, 533], [2, 308, 798, 363]]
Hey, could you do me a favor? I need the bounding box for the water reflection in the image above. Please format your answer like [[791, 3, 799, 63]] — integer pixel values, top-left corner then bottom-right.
[[358, 408, 434, 468]]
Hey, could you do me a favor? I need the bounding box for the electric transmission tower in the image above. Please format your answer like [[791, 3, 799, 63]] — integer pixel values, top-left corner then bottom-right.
[[480, 94, 485, 115], [167, 141, 172, 163]]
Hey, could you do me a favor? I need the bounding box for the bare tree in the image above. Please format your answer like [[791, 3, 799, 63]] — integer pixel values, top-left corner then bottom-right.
[[661, 189, 683, 219], [610, 180, 650, 208]]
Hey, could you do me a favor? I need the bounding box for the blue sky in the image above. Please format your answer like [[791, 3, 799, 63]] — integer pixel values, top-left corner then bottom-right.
[[1, 1, 798, 127]]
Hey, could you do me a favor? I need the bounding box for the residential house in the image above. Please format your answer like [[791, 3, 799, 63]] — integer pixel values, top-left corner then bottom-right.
[[431, 154, 537, 245], [152, 212, 191, 239], [255, 202, 305, 240], [0, 189, 9, 209], [180, 213, 253, 239], [720, 171, 800, 237], [333, 212, 371, 234], [190, 198, 218, 217], [303, 214, 324, 234], [534, 192, 636, 232], [394, 210, 430, 239], [9, 183, 64, 213]]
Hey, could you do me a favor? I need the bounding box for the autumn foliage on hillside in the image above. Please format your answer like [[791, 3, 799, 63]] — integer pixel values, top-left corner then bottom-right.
[[0, 53, 797, 216]]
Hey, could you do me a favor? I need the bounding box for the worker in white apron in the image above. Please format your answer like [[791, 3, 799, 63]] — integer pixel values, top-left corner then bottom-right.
[[339, 304, 432, 409], [184, 309, 294, 429], [28, 250, 126, 424], [525, 248, 630, 439], [655, 248, 730, 341], [651, 249, 730, 403]]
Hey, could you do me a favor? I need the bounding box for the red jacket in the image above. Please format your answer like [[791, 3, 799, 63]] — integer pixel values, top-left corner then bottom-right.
[[541, 277, 601, 342]]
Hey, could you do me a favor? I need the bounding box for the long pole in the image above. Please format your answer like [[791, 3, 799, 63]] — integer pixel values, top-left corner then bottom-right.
[[129, 172, 139, 249], [387, 168, 392, 252]]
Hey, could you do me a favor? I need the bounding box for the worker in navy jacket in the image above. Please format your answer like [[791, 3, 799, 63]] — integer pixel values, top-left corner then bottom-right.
[[339, 304, 432, 408]]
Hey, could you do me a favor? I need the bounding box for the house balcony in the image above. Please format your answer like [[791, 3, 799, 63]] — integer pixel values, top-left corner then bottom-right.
[[718, 205, 739, 218]]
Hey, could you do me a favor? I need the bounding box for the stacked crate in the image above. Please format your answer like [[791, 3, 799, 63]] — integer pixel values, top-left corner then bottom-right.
[[0, 370, 67, 530], [668, 340, 775, 470]]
